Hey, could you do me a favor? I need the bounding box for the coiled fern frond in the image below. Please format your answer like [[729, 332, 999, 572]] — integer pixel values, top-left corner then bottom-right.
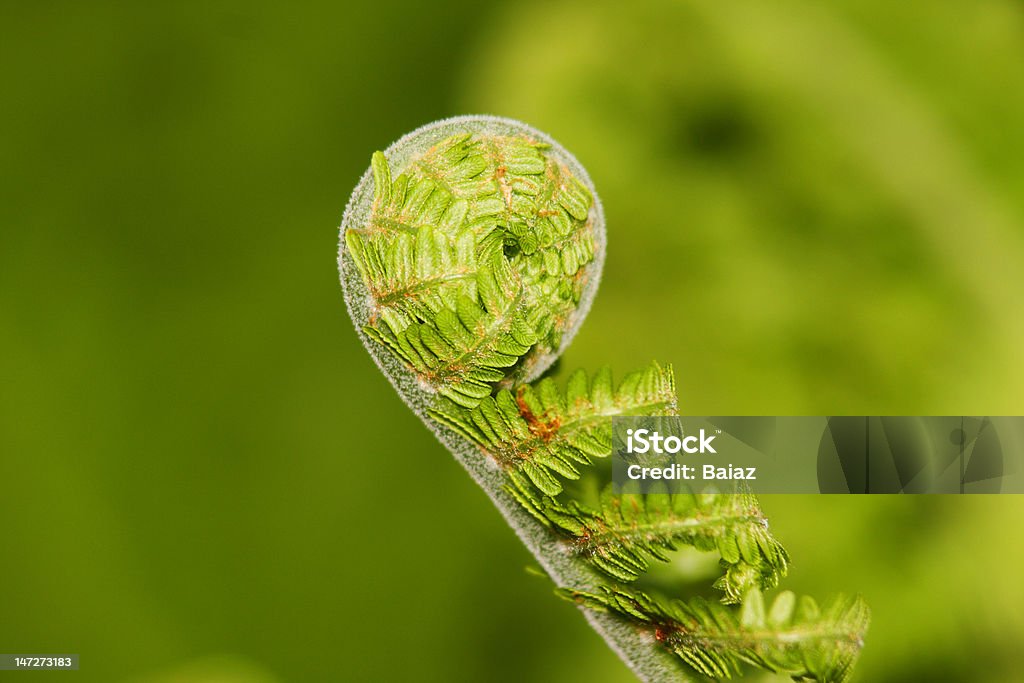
[[338, 115, 868, 682]]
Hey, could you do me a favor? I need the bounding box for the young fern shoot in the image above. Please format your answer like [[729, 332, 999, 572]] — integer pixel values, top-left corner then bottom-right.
[[338, 115, 868, 682]]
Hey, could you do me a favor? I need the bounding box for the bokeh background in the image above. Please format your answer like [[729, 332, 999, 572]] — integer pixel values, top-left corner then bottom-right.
[[3, 1, 1024, 681]]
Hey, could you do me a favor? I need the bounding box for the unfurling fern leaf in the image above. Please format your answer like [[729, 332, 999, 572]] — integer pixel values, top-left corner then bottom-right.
[[338, 116, 868, 683]]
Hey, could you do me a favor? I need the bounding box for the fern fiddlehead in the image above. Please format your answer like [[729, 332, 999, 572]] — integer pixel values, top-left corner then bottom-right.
[[338, 115, 868, 682]]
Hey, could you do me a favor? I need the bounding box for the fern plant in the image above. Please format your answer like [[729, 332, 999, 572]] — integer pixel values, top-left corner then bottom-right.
[[338, 115, 868, 682]]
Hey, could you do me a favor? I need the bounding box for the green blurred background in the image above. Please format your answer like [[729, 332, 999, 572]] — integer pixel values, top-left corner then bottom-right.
[[3, 1, 1024, 681]]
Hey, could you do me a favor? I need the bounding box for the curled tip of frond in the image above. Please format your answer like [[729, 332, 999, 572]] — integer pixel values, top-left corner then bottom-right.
[[344, 123, 602, 408]]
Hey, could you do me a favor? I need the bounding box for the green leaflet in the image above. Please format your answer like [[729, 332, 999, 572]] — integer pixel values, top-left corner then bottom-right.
[[363, 148, 474, 239], [364, 254, 538, 407], [429, 362, 677, 494], [563, 587, 870, 683], [345, 225, 481, 334], [516, 482, 789, 602]]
